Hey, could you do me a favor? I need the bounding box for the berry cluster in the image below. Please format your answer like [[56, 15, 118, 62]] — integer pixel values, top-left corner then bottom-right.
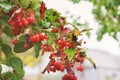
[[57, 39, 72, 50], [42, 51, 67, 74], [29, 33, 49, 43], [74, 48, 85, 72], [12, 39, 18, 45], [76, 49, 85, 63], [77, 65, 84, 72], [62, 74, 77, 80], [41, 44, 53, 52], [8, 8, 35, 36], [50, 62, 65, 72]]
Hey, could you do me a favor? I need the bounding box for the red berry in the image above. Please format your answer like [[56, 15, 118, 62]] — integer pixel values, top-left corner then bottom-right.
[[12, 39, 18, 45], [24, 43, 29, 49], [38, 33, 44, 40], [77, 65, 84, 72], [79, 57, 85, 63], [50, 67, 56, 72], [62, 74, 77, 80], [49, 53, 54, 59], [30, 35, 36, 43], [44, 36, 49, 40], [27, 17, 35, 23], [22, 18, 29, 28], [84, 41, 86, 44], [54, 62, 60, 69], [35, 34, 40, 42], [60, 25, 64, 30], [51, 29, 59, 33], [60, 65, 65, 72], [16, 19, 23, 27], [70, 74, 77, 80]]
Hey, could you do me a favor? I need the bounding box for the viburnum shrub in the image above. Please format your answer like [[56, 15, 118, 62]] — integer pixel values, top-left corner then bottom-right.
[[0, 0, 96, 80]]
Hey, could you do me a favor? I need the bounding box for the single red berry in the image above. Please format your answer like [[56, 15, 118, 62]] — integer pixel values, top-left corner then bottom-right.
[[44, 36, 49, 40], [38, 33, 44, 40], [84, 41, 86, 44], [70, 74, 77, 80], [16, 19, 23, 27], [30, 35, 36, 43], [24, 43, 29, 49], [22, 18, 29, 28], [35, 34, 40, 42], [60, 65, 65, 72], [27, 17, 35, 23], [51, 29, 59, 33]]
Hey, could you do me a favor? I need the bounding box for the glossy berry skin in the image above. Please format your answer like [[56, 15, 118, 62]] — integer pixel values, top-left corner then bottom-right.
[[27, 17, 35, 23], [12, 39, 18, 45], [44, 36, 49, 40], [57, 39, 71, 50], [62, 74, 77, 80], [35, 34, 40, 42], [8, 8, 35, 36], [54, 62, 61, 69], [51, 28, 58, 33], [29, 33, 49, 43], [41, 44, 53, 52], [60, 65, 65, 72], [51, 62, 65, 72], [30, 35, 36, 43], [77, 65, 84, 72], [24, 43, 29, 49], [50, 67, 56, 72], [22, 18, 29, 28]]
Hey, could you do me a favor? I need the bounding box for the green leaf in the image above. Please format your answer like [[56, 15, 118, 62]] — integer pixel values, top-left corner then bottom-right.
[[47, 33, 56, 44], [14, 41, 32, 53], [86, 56, 96, 69], [80, 49, 87, 57], [7, 57, 24, 79], [32, 0, 40, 10], [3, 26, 13, 37], [86, 32, 91, 38], [65, 48, 76, 60], [0, 65, 2, 74], [21, 0, 40, 9], [18, 35, 25, 42], [0, 72, 20, 80], [45, 9, 60, 22], [71, 0, 80, 4], [0, 3, 12, 10], [48, 16, 57, 22], [34, 43, 41, 58], [0, 37, 2, 43], [1, 44, 13, 57]]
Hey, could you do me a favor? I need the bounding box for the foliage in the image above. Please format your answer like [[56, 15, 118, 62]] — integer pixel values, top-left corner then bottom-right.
[[90, 0, 120, 41], [0, 0, 95, 80], [70, 0, 120, 41]]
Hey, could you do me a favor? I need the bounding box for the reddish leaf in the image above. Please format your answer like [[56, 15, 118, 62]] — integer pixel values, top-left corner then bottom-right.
[[40, 1, 46, 20], [60, 28, 72, 36]]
